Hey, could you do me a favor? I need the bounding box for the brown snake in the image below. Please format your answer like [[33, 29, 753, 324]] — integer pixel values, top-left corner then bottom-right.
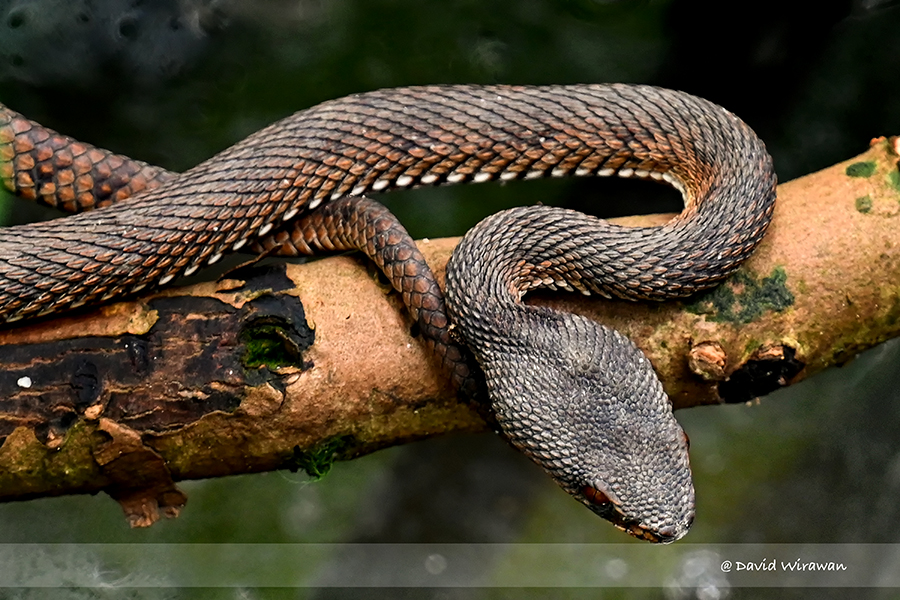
[[0, 84, 776, 542]]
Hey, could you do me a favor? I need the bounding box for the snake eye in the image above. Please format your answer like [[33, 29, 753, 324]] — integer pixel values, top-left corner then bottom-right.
[[581, 484, 612, 508]]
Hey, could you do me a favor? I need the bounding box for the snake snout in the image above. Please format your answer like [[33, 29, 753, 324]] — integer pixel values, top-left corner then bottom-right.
[[636, 511, 694, 544], [654, 514, 695, 543]]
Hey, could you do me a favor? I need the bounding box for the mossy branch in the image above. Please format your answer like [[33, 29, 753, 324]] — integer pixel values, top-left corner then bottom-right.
[[1, 138, 899, 526]]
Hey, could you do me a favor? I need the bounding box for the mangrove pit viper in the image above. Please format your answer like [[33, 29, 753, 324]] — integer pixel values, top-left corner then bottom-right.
[[0, 84, 776, 542]]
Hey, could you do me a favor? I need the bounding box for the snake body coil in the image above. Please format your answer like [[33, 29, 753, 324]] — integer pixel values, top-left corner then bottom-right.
[[0, 84, 776, 542]]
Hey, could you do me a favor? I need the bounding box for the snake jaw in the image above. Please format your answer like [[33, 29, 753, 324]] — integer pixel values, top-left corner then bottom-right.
[[579, 482, 692, 544]]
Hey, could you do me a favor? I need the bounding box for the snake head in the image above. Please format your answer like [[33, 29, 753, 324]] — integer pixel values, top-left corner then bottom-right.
[[569, 359, 695, 544], [483, 312, 695, 543]]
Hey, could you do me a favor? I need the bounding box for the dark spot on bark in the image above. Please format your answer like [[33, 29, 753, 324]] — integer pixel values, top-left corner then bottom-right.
[[31, 405, 77, 446], [71, 361, 101, 408], [240, 294, 314, 372], [124, 337, 150, 374], [32, 420, 50, 445], [224, 263, 295, 293], [718, 345, 805, 403]]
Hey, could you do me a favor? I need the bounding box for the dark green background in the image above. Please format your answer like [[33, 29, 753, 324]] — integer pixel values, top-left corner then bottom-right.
[[2, 0, 900, 597]]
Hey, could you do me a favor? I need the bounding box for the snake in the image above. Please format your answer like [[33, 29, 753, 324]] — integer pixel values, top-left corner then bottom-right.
[[0, 84, 776, 542]]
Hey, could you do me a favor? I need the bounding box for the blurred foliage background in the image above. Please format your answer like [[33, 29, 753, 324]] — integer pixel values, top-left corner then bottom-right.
[[2, 0, 900, 598]]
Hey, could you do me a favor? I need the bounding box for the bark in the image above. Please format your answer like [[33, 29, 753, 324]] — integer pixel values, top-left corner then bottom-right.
[[1, 138, 899, 526]]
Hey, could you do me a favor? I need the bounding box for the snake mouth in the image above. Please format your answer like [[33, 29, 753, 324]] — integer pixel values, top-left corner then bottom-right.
[[581, 484, 685, 543], [620, 521, 681, 544]]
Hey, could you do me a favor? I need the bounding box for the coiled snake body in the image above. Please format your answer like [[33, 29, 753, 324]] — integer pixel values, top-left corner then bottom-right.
[[0, 85, 776, 542]]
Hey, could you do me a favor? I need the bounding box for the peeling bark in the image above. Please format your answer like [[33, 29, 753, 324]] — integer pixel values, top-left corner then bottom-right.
[[0, 138, 899, 524]]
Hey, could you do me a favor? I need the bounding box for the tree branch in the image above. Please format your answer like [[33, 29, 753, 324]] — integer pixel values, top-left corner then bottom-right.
[[1, 138, 899, 526]]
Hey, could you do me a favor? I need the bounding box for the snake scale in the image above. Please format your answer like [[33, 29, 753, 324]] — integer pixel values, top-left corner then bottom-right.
[[0, 84, 776, 542]]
